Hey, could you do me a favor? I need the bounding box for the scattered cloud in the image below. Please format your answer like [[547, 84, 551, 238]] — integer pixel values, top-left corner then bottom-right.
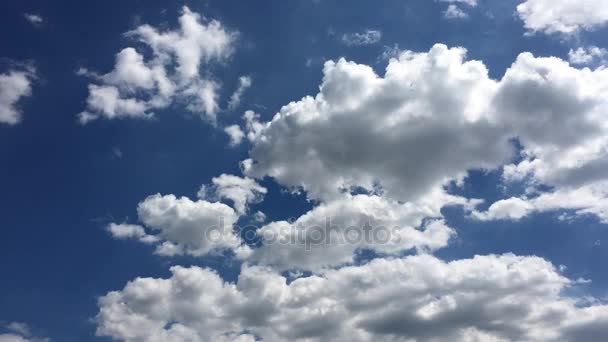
[[341, 30, 382, 46]]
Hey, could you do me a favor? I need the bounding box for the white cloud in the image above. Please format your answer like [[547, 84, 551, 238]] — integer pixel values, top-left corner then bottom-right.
[[106, 193, 243, 257], [78, 6, 236, 124], [517, 0, 608, 35], [228, 76, 252, 110], [243, 44, 512, 204], [224, 124, 245, 146], [198, 174, 267, 215], [444, 4, 469, 19], [341, 30, 382, 46], [96, 253, 608, 341], [0, 68, 35, 125], [23, 14, 43, 26], [107, 175, 265, 256], [569, 46, 608, 65]]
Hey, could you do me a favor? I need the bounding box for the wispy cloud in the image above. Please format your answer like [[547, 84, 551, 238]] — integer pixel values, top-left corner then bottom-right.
[[341, 29, 382, 46]]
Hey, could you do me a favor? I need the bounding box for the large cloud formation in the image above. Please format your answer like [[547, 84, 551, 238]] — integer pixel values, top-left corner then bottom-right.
[[244, 44, 608, 225], [98, 44, 608, 341], [96, 254, 608, 342], [78, 7, 236, 124]]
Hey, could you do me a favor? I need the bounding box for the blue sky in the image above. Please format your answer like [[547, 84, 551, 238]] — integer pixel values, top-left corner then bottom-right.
[[2, 1, 608, 341]]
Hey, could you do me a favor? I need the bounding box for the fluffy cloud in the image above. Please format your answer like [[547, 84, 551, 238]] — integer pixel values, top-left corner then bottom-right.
[[517, 0, 608, 35], [0, 67, 36, 125], [97, 253, 608, 341], [107, 175, 266, 256], [78, 6, 236, 124], [243, 44, 512, 203], [107, 194, 242, 257], [569, 46, 608, 65], [341, 30, 382, 46]]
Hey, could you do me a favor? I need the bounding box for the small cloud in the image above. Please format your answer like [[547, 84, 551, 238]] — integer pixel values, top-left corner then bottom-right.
[[224, 124, 245, 147], [444, 4, 468, 19], [569, 46, 608, 66], [379, 44, 401, 61], [112, 147, 123, 159], [227, 76, 252, 111], [341, 30, 382, 46], [24, 13, 44, 27]]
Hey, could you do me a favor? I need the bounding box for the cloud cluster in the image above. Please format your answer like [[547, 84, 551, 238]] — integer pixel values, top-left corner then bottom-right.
[[0, 67, 36, 125], [98, 43, 608, 341], [96, 253, 608, 342], [517, 0, 608, 35], [78, 7, 236, 124]]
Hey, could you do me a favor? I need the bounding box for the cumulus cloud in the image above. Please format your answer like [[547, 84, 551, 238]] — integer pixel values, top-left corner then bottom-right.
[[569, 46, 608, 65], [95, 43, 608, 342], [107, 175, 266, 256], [78, 6, 236, 124], [228, 76, 252, 110], [0, 67, 36, 125], [341, 30, 382, 46], [97, 253, 608, 341], [243, 44, 512, 204], [517, 0, 608, 35]]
